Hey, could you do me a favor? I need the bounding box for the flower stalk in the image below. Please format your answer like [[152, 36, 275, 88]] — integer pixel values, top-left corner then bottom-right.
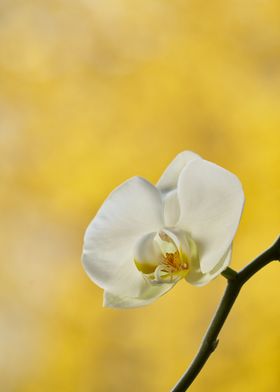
[[171, 236, 280, 392]]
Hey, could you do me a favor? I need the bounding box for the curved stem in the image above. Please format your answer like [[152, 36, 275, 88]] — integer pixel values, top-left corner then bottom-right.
[[171, 236, 280, 392]]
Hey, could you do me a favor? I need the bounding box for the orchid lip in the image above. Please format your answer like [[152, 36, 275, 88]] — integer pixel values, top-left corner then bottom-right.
[[134, 228, 195, 284]]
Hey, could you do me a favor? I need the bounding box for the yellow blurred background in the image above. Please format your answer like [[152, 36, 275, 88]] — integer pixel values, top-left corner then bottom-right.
[[0, 1, 279, 391]]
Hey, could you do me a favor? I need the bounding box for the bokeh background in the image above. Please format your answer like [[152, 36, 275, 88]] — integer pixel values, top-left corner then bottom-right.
[[0, 1, 279, 391]]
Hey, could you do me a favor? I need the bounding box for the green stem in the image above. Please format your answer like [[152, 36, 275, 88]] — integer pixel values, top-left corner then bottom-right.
[[171, 236, 280, 392]]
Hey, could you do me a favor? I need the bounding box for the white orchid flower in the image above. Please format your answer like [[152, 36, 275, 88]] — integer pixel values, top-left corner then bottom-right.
[[82, 151, 244, 308]]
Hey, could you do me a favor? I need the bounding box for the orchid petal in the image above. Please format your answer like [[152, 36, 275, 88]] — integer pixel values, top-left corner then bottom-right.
[[177, 159, 244, 273], [82, 177, 164, 297], [157, 151, 201, 193], [186, 248, 232, 286], [103, 281, 174, 308], [163, 190, 180, 227]]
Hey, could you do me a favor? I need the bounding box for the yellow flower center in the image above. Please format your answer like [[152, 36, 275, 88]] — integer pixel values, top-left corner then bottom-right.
[[134, 229, 190, 284]]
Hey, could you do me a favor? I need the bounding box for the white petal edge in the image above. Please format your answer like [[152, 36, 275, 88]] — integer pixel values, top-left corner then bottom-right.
[[186, 247, 232, 286], [177, 159, 244, 273], [157, 151, 201, 194], [103, 281, 175, 308], [82, 176, 164, 298]]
